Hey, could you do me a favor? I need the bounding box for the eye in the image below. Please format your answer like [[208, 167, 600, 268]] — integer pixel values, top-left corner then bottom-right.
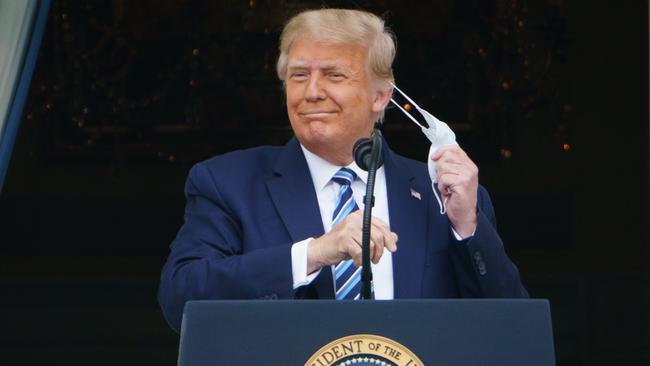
[[289, 72, 308, 81], [328, 72, 345, 80]]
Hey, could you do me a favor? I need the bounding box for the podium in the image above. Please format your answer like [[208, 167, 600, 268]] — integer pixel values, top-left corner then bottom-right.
[[178, 299, 555, 366]]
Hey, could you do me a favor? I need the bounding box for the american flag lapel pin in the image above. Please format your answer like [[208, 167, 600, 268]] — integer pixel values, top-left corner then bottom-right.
[[410, 188, 421, 200]]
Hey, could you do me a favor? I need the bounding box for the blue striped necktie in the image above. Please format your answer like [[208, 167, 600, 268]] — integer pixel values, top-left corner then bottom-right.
[[331, 167, 362, 300]]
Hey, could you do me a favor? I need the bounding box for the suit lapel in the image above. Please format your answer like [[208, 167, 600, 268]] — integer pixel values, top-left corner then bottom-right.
[[266, 138, 324, 242], [384, 148, 428, 298], [266, 138, 334, 299]]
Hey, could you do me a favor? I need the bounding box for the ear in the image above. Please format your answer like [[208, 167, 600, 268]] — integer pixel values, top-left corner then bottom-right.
[[371, 85, 393, 113]]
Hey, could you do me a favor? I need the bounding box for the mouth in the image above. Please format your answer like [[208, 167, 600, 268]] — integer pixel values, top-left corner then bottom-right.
[[299, 111, 337, 118]]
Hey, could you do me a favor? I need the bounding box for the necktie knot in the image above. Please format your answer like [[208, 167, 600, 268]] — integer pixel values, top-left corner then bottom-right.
[[332, 167, 357, 187], [331, 168, 358, 226]]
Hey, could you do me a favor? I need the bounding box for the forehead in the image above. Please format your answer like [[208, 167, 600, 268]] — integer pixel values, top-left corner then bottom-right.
[[287, 38, 368, 70]]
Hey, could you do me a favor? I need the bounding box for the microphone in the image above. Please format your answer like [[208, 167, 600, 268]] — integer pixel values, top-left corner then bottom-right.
[[353, 136, 383, 171], [352, 123, 383, 300]]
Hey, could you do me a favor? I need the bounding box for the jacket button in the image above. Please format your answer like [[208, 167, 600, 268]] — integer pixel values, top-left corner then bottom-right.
[[473, 251, 487, 275]]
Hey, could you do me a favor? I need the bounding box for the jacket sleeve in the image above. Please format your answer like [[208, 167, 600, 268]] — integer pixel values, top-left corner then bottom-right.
[[157, 162, 294, 333], [448, 185, 529, 298]]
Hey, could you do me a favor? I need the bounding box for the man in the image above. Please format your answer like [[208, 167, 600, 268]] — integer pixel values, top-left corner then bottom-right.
[[158, 8, 528, 332]]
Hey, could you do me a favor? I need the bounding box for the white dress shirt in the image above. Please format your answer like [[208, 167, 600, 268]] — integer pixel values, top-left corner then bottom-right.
[[290, 144, 471, 299], [291, 145, 394, 299]]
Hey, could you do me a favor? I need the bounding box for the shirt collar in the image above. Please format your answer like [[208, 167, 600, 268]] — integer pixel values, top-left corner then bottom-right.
[[300, 144, 368, 191]]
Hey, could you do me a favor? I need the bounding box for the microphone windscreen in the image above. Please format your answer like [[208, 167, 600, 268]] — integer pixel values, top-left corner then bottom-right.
[[353, 138, 373, 171]]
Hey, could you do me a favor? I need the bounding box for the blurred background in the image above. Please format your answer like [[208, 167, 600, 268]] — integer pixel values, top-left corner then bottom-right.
[[0, 0, 648, 365]]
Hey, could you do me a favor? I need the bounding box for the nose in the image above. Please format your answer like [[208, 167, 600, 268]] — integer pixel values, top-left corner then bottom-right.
[[305, 74, 326, 102]]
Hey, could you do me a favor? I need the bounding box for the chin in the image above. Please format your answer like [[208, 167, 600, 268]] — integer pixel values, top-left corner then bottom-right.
[[301, 121, 332, 141], [301, 134, 332, 151], [297, 127, 338, 150]]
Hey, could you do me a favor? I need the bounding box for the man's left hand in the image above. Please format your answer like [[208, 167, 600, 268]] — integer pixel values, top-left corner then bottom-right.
[[431, 145, 478, 238]]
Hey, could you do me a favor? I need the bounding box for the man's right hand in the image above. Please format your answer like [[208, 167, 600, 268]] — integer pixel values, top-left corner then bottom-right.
[[307, 210, 398, 274]]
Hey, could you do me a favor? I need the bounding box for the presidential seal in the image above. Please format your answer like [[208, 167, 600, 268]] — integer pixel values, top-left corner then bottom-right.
[[305, 334, 425, 366]]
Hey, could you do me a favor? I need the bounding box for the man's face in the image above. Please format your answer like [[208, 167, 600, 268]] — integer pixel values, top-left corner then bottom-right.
[[284, 38, 390, 165]]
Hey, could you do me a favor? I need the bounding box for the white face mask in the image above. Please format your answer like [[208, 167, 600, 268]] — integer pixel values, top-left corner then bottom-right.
[[390, 82, 458, 215]]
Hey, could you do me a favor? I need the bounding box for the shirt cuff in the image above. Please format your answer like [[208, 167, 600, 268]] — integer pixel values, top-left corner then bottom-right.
[[450, 226, 475, 242], [291, 238, 322, 289]]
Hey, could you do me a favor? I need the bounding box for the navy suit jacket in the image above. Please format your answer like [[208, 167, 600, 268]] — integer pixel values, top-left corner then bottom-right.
[[158, 138, 528, 332]]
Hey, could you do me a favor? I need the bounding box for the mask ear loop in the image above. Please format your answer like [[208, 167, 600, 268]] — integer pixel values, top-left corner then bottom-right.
[[432, 182, 449, 215], [389, 82, 451, 215], [389, 82, 431, 129], [389, 98, 424, 128]]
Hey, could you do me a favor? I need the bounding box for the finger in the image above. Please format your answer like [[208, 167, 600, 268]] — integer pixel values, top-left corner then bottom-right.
[[369, 225, 385, 248], [371, 238, 385, 264], [436, 173, 454, 193], [442, 145, 469, 159], [370, 215, 396, 250], [348, 238, 362, 266], [431, 146, 451, 161], [435, 160, 465, 177], [352, 247, 363, 267], [438, 153, 478, 176], [436, 161, 473, 184], [381, 230, 398, 253], [437, 168, 475, 193], [370, 217, 398, 252], [437, 170, 459, 185], [369, 239, 382, 265], [360, 226, 385, 264], [351, 229, 387, 264], [346, 215, 398, 258], [358, 222, 396, 259], [434, 153, 469, 168], [370, 220, 395, 253], [435, 167, 459, 190], [350, 234, 362, 250], [369, 215, 391, 231], [431, 145, 462, 161], [387, 232, 398, 252]]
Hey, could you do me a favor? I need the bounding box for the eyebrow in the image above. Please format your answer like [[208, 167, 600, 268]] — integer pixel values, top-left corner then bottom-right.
[[287, 60, 350, 72]]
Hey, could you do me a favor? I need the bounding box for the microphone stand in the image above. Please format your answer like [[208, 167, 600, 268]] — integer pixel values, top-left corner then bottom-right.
[[360, 124, 383, 300]]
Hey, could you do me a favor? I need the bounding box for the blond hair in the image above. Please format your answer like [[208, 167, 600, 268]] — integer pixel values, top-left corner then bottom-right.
[[276, 8, 396, 90]]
